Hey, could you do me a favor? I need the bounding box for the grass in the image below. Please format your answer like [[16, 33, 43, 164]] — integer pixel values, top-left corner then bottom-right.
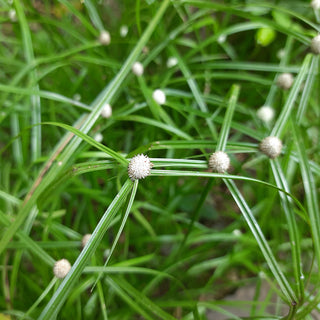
[[0, 0, 320, 319]]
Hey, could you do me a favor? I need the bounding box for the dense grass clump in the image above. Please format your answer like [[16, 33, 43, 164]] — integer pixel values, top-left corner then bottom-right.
[[1, 1, 320, 319]]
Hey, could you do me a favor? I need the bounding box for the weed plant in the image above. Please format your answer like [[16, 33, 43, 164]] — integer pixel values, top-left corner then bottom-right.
[[0, 0, 320, 319]]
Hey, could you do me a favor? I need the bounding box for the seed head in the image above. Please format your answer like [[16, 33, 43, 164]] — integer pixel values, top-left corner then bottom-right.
[[8, 9, 17, 22], [167, 57, 178, 68], [257, 105, 275, 123], [81, 234, 92, 248], [209, 151, 230, 173], [94, 133, 103, 143], [53, 259, 71, 279], [311, 34, 320, 54], [260, 136, 283, 159], [152, 89, 166, 105], [277, 73, 294, 90], [132, 62, 144, 76], [311, 0, 320, 10], [101, 103, 112, 118], [128, 154, 153, 180], [120, 25, 128, 37], [99, 30, 111, 45]]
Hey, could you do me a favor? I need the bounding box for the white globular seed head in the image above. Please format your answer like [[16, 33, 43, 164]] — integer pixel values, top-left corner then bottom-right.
[[209, 151, 230, 173], [128, 154, 153, 180], [81, 234, 92, 248], [277, 73, 294, 90], [99, 30, 111, 45], [257, 105, 275, 123], [152, 89, 166, 105], [166, 57, 178, 68], [94, 132, 103, 143], [120, 25, 128, 37], [311, 34, 320, 54], [260, 136, 283, 159], [53, 259, 71, 279], [101, 103, 112, 118], [132, 62, 144, 76], [311, 0, 320, 10]]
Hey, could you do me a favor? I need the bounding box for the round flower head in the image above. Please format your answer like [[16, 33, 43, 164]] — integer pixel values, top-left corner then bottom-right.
[[8, 9, 17, 22], [81, 234, 92, 248], [257, 105, 275, 123], [152, 89, 166, 105], [99, 30, 111, 45], [53, 259, 71, 279], [167, 57, 178, 68], [101, 103, 112, 118], [132, 62, 144, 76], [311, 0, 320, 10], [260, 136, 283, 159], [209, 151, 230, 173], [120, 25, 128, 37], [311, 34, 320, 54], [128, 154, 152, 180], [94, 132, 103, 143], [277, 73, 294, 90]]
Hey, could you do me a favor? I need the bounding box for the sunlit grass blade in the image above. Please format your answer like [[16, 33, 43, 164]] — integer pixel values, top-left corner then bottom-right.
[[270, 159, 304, 301], [38, 179, 133, 320], [14, 0, 41, 162], [223, 179, 298, 306], [216, 84, 240, 151], [292, 124, 320, 279], [271, 54, 312, 137], [92, 179, 139, 290]]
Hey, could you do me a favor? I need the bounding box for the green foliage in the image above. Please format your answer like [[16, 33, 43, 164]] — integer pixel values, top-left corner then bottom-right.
[[1, 0, 320, 319]]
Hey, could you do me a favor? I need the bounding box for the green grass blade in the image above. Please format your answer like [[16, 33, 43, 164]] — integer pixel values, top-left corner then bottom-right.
[[42, 121, 128, 166], [223, 179, 298, 305], [292, 124, 320, 278], [216, 84, 240, 151], [14, 0, 41, 162], [271, 54, 312, 137], [38, 179, 133, 320], [270, 159, 304, 301]]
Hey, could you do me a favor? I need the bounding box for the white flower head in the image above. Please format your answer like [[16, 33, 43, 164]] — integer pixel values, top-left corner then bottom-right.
[[132, 61, 144, 76], [311, 0, 320, 10], [94, 132, 103, 143], [120, 25, 128, 37], [218, 34, 227, 44], [311, 34, 320, 54], [257, 105, 275, 123], [277, 73, 294, 90], [101, 103, 112, 118], [99, 30, 111, 45], [232, 229, 242, 237], [260, 136, 283, 159], [152, 89, 166, 105], [277, 48, 285, 60], [81, 234, 92, 248], [167, 57, 178, 68], [128, 154, 153, 180], [209, 151, 230, 173], [53, 259, 71, 279], [8, 9, 16, 22]]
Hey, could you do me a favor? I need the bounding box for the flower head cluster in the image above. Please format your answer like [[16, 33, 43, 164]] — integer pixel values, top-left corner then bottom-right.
[[311, 34, 320, 54], [152, 89, 166, 105], [257, 105, 275, 123], [101, 103, 112, 118], [132, 62, 144, 76], [128, 154, 153, 180], [209, 151, 230, 173], [277, 73, 294, 90], [81, 234, 92, 248], [311, 0, 320, 10], [99, 30, 111, 45], [260, 136, 283, 159], [53, 259, 71, 279]]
